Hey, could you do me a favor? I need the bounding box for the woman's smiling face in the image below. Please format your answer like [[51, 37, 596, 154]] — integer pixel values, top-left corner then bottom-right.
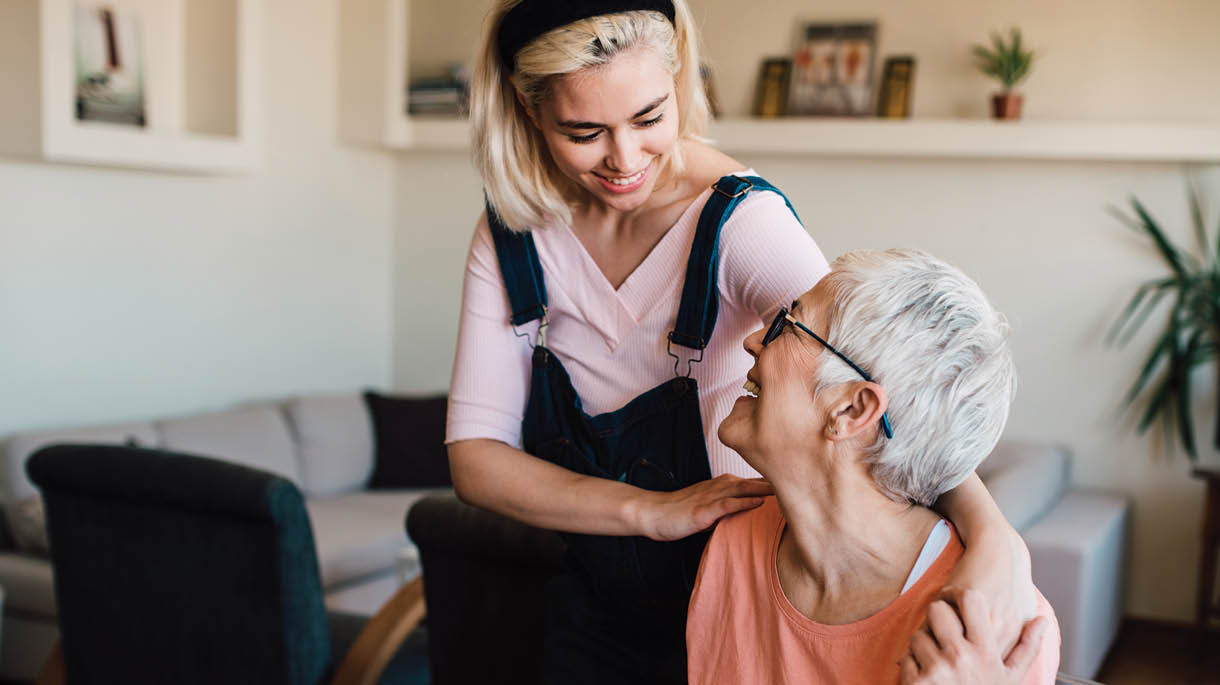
[[527, 45, 680, 213]]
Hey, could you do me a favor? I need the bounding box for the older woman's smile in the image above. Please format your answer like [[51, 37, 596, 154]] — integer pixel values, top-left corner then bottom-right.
[[743, 374, 762, 397]]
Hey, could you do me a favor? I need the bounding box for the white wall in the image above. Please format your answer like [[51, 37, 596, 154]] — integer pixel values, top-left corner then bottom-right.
[[393, 0, 1220, 622], [0, 0, 396, 436]]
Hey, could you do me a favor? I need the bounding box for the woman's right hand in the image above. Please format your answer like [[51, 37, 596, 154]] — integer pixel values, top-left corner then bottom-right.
[[633, 475, 774, 541]]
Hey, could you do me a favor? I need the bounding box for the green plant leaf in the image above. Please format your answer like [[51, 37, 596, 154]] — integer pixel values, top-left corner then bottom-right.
[[1128, 324, 1176, 405], [1189, 180, 1209, 269], [1137, 370, 1174, 432], [1175, 329, 1202, 458], [1111, 279, 1176, 345], [1131, 197, 1188, 280]]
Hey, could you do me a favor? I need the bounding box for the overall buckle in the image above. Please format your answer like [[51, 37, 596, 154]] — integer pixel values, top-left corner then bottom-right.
[[666, 338, 704, 377], [713, 178, 753, 199], [511, 307, 549, 348]]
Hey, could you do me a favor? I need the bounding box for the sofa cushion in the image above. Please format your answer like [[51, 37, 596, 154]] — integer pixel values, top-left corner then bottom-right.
[[2, 421, 159, 536], [157, 405, 302, 485], [284, 394, 374, 496], [9, 497, 48, 555], [0, 552, 57, 617], [363, 392, 452, 489], [306, 489, 443, 588], [3, 422, 159, 505], [977, 441, 1070, 531]]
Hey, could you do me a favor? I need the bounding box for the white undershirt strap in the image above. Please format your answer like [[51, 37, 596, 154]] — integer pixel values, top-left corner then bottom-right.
[[901, 519, 951, 594]]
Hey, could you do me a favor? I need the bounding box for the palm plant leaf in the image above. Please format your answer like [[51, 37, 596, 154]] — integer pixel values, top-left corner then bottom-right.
[[1109, 279, 1176, 345], [1137, 368, 1175, 432], [1130, 198, 1188, 279], [1127, 324, 1177, 405], [1174, 328, 1203, 457], [1189, 181, 1209, 268], [1112, 183, 1220, 460]]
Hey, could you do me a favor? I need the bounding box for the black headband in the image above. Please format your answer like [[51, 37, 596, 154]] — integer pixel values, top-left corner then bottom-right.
[[497, 0, 676, 72]]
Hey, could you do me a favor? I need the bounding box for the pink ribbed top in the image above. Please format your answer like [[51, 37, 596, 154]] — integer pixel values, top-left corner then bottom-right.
[[445, 174, 830, 478]]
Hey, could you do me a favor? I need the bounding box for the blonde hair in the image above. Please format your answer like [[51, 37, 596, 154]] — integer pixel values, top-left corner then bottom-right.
[[471, 0, 710, 231]]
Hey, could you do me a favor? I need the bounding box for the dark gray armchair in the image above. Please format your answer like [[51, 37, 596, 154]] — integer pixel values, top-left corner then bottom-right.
[[28, 444, 427, 685]]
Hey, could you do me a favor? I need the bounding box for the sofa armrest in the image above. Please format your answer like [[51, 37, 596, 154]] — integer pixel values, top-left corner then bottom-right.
[[977, 441, 1070, 532]]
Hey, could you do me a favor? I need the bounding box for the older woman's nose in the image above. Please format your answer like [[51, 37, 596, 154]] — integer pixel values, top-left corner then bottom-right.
[[744, 327, 765, 357]]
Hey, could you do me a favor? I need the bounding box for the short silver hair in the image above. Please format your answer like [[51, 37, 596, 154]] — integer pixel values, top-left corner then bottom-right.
[[814, 249, 1016, 506]]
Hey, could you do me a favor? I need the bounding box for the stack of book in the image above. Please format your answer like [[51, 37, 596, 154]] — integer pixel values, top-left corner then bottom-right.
[[407, 64, 470, 117]]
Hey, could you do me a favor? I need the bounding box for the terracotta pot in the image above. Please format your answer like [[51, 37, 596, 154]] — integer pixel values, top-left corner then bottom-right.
[[991, 92, 1023, 120]]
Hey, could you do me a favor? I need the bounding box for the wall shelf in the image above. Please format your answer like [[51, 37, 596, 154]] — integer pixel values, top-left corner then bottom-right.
[[350, 114, 1220, 164], [338, 0, 473, 151], [0, 0, 262, 174], [338, 0, 1220, 164], [708, 118, 1220, 163]]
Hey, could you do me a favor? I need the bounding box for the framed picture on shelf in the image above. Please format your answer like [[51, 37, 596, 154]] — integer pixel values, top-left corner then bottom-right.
[[876, 56, 915, 118], [789, 22, 877, 116], [74, 1, 146, 127], [753, 58, 792, 118]]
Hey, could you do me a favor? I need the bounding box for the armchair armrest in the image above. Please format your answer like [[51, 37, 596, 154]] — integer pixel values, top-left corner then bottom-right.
[[331, 576, 426, 685]]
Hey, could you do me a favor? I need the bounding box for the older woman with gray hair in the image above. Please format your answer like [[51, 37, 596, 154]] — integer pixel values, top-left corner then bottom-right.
[[686, 249, 1060, 685]]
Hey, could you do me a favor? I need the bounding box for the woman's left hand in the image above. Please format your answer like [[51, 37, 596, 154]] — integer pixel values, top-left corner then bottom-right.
[[943, 520, 1036, 654], [899, 589, 1048, 685]]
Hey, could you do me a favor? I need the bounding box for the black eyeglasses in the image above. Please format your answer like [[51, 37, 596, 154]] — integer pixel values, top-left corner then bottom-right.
[[762, 303, 894, 439]]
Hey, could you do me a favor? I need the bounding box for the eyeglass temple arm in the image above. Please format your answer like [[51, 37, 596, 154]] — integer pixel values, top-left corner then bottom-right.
[[787, 315, 894, 439], [787, 316, 873, 381]]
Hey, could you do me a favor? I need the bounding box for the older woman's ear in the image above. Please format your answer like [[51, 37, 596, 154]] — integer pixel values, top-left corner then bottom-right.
[[825, 382, 889, 442]]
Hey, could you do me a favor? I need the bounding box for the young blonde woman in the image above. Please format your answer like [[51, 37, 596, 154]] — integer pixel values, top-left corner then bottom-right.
[[445, 1, 1036, 681]]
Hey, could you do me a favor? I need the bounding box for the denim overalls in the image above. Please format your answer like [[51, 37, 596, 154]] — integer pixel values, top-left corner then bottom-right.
[[488, 175, 799, 684]]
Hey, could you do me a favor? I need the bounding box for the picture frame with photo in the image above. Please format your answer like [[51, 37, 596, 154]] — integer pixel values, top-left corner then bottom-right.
[[789, 22, 878, 117], [74, 1, 146, 127], [876, 56, 916, 118], [753, 58, 792, 118]]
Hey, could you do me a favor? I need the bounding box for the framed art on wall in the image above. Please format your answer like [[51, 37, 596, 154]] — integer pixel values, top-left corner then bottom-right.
[[74, 1, 146, 127], [789, 22, 877, 116]]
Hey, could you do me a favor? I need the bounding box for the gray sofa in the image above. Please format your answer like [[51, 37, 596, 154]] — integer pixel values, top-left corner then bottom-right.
[[976, 441, 1129, 679], [0, 393, 444, 681]]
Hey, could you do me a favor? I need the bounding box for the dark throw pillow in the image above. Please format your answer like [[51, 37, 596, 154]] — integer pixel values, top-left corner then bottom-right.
[[363, 391, 452, 489]]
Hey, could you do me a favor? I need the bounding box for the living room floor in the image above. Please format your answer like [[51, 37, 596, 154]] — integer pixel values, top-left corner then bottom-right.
[[1095, 620, 1220, 684]]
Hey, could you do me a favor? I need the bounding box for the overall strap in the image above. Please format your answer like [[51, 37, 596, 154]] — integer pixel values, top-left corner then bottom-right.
[[668, 175, 801, 353], [486, 201, 548, 327]]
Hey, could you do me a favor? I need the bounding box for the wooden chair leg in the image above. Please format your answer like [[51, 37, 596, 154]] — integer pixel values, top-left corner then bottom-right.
[[331, 576, 426, 685], [36, 639, 66, 685]]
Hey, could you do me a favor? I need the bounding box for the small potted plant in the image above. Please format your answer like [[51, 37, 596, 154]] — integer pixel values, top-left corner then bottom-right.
[[971, 28, 1035, 120]]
